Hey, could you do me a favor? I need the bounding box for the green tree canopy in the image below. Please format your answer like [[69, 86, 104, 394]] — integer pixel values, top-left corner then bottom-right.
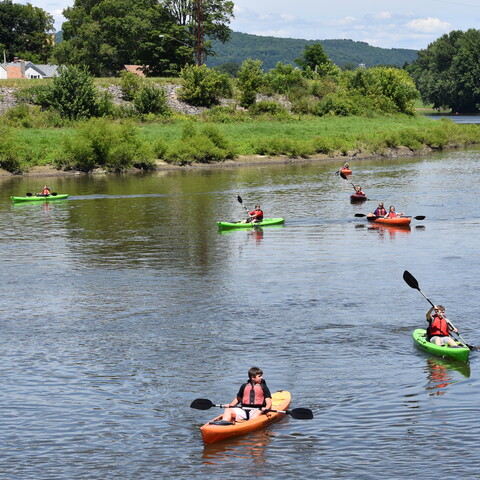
[[53, 0, 187, 76], [408, 29, 480, 112], [0, 0, 54, 62]]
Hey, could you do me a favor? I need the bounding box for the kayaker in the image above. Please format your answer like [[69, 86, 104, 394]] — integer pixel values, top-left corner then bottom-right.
[[221, 367, 272, 423], [373, 202, 387, 216], [342, 162, 350, 170], [426, 305, 459, 347], [384, 206, 404, 218], [38, 185, 51, 196], [243, 205, 263, 223], [354, 186, 365, 196]]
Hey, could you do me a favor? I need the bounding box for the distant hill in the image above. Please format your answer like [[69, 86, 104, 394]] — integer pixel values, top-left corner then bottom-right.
[[207, 32, 419, 70]]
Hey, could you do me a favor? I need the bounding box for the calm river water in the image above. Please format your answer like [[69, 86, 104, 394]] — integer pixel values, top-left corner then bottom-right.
[[1, 148, 480, 479]]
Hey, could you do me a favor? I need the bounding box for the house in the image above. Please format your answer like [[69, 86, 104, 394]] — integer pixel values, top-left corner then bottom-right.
[[124, 65, 146, 77], [0, 58, 59, 79]]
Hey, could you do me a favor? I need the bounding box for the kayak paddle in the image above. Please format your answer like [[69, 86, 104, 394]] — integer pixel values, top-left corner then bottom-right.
[[403, 270, 475, 350], [190, 398, 314, 419], [340, 172, 357, 191], [237, 195, 250, 213], [355, 214, 425, 220]]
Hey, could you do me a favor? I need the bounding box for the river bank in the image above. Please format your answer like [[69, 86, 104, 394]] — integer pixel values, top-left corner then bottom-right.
[[0, 144, 440, 177]]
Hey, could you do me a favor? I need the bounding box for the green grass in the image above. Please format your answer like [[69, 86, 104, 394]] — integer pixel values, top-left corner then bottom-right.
[[5, 114, 480, 171]]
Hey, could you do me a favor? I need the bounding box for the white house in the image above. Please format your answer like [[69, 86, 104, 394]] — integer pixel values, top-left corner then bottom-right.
[[0, 59, 59, 79]]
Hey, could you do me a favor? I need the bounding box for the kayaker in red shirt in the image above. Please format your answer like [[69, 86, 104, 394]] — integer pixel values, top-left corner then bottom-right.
[[385, 206, 404, 218], [426, 305, 458, 346], [248, 205, 263, 223], [221, 367, 272, 423], [354, 186, 365, 196]]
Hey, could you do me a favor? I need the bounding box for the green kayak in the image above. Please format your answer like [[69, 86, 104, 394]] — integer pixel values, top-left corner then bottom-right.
[[413, 328, 470, 363], [11, 194, 69, 203], [217, 218, 285, 230]]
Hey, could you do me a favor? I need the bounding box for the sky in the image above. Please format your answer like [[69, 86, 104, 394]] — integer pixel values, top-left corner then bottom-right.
[[25, 0, 480, 51]]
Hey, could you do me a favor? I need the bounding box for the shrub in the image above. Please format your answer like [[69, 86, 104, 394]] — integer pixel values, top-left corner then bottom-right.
[[120, 71, 143, 101], [133, 83, 170, 115], [58, 118, 153, 172], [51, 66, 99, 120], [237, 59, 265, 107], [264, 62, 308, 95], [178, 65, 233, 107], [0, 126, 25, 173], [248, 100, 289, 118]]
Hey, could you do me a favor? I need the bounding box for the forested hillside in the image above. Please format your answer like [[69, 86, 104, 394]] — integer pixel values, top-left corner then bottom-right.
[[207, 32, 418, 70]]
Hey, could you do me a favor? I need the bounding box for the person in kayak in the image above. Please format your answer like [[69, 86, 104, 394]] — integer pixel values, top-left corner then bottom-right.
[[342, 162, 350, 170], [38, 185, 51, 196], [221, 367, 272, 422], [373, 202, 387, 216], [354, 186, 365, 196], [384, 206, 404, 218], [426, 305, 459, 346], [243, 205, 263, 223]]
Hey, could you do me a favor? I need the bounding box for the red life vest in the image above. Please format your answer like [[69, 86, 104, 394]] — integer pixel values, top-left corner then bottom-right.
[[428, 314, 449, 337], [388, 212, 398, 218], [241, 382, 266, 408]]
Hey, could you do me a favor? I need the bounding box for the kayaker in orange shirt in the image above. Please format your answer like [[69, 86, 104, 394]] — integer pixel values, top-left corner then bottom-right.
[[426, 305, 458, 347], [385, 206, 404, 218], [38, 185, 51, 196], [221, 367, 272, 423]]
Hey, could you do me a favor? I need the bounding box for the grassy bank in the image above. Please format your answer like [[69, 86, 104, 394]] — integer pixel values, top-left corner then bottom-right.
[[4, 114, 480, 173]]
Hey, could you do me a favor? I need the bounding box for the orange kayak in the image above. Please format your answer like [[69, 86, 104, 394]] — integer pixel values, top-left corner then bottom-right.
[[367, 215, 411, 226], [200, 390, 291, 444], [340, 168, 352, 175]]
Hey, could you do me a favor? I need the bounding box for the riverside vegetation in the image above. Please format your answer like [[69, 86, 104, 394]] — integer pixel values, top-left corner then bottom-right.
[[1, 60, 480, 175]]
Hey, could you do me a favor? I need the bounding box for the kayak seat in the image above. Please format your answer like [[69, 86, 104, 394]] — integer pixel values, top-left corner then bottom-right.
[[209, 420, 234, 426]]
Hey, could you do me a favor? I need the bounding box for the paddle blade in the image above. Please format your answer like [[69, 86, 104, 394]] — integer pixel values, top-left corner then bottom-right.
[[340, 172, 347, 180], [288, 408, 314, 420], [354, 213, 366, 217], [414, 215, 425, 220], [237, 195, 243, 204], [190, 398, 214, 410], [403, 270, 419, 290], [26, 192, 33, 196], [52, 192, 57, 196]]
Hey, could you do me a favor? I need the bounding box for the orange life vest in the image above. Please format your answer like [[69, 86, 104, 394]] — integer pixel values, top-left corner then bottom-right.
[[428, 314, 449, 338], [241, 382, 266, 408]]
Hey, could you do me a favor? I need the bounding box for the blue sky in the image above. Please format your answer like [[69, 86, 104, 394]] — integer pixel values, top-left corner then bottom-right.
[[29, 0, 480, 50]]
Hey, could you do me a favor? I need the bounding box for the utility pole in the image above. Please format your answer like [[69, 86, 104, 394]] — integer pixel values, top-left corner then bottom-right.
[[195, 0, 204, 66]]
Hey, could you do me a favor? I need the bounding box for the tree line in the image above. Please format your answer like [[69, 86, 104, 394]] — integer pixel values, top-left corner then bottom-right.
[[1, 0, 480, 112]]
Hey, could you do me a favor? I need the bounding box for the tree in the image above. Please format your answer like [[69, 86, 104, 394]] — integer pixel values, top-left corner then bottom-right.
[[53, 0, 184, 76], [162, 0, 234, 62], [0, 0, 54, 62], [408, 29, 480, 112], [237, 58, 264, 107], [346, 66, 419, 114], [295, 43, 330, 71]]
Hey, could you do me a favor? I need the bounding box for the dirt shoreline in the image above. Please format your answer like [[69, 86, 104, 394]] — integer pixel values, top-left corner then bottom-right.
[[0, 146, 436, 177]]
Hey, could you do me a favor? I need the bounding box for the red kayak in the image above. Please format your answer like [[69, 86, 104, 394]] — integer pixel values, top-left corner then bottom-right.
[[367, 215, 411, 226], [350, 193, 367, 202]]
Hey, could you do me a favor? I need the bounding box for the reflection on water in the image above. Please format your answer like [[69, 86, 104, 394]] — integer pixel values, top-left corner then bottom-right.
[[367, 223, 412, 238], [202, 429, 275, 465], [425, 357, 470, 396]]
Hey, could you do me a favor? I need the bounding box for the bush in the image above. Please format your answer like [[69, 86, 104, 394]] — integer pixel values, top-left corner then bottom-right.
[[248, 100, 289, 118], [237, 59, 265, 107], [133, 83, 170, 115], [178, 65, 233, 107], [51, 66, 100, 120], [264, 62, 308, 95], [0, 126, 26, 173], [120, 71, 143, 101], [58, 118, 153, 172], [160, 123, 236, 164]]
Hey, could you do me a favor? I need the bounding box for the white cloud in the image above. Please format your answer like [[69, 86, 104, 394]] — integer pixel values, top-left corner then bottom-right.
[[375, 12, 393, 20], [406, 17, 451, 33], [280, 14, 296, 22]]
